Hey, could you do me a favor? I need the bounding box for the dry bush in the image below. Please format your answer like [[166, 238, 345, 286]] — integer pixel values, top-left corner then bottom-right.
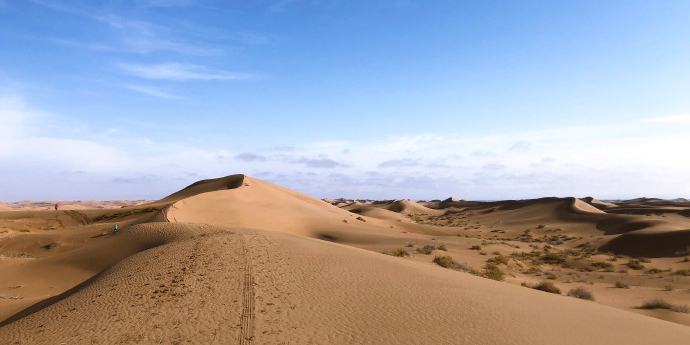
[[355, 216, 366, 222], [391, 248, 408, 257], [672, 269, 690, 276], [437, 244, 447, 251], [567, 287, 595, 301], [487, 254, 508, 265], [531, 281, 561, 294], [417, 245, 436, 255], [614, 281, 629, 289], [641, 298, 689, 313], [627, 259, 645, 270], [591, 261, 614, 270], [470, 245, 482, 251], [405, 241, 416, 247], [483, 263, 505, 281], [433, 255, 458, 268]]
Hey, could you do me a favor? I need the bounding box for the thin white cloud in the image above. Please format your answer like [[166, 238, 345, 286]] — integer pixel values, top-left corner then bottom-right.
[[125, 85, 179, 99], [644, 114, 690, 123], [118, 62, 254, 81]]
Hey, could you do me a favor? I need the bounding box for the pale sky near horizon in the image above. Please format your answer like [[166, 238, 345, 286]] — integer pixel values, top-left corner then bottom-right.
[[1, 0, 689, 201]]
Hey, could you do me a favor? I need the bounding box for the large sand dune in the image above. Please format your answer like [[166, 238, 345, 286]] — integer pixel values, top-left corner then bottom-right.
[[1, 174, 689, 344]]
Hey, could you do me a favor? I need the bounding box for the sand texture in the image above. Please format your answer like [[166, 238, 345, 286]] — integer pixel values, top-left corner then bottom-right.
[[1, 174, 689, 344]]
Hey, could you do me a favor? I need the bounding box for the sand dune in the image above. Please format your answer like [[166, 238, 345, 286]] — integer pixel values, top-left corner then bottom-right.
[[1, 174, 689, 344]]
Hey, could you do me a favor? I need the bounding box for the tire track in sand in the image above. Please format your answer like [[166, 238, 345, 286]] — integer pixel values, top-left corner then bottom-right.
[[239, 242, 255, 344]]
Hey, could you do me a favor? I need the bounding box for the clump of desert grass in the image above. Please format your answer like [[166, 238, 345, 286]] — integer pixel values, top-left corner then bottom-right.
[[483, 263, 505, 281], [627, 259, 645, 270], [640, 298, 690, 313], [417, 245, 436, 254], [433, 255, 460, 269], [614, 281, 630, 289], [525, 281, 561, 294], [487, 254, 508, 265], [567, 287, 595, 301], [391, 248, 408, 257]]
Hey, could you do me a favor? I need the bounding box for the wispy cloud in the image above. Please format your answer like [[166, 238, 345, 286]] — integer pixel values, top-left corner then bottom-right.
[[118, 62, 254, 81], [125, 85, 179, 99], [291, 157, 348, 168], [235, 152, 267, 162], [644, 114, 690, 123]]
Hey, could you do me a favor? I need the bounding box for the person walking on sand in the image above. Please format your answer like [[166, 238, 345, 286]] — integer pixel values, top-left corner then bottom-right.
[[54, 203, 58, 211], [114, 224, 118, 233]]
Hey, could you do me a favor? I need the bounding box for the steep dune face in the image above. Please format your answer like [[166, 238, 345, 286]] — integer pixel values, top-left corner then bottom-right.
[[165, 176, 403, 240], [385, 199, 445, 215], [159, 174, 246, 202]]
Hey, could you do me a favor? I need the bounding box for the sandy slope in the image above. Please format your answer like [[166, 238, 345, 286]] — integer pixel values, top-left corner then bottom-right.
[[1, 174, 689, 344], [2, 223, 690, 345]]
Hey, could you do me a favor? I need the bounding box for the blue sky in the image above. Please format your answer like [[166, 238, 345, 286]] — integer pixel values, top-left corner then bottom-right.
[[1, 0, 689, 201]]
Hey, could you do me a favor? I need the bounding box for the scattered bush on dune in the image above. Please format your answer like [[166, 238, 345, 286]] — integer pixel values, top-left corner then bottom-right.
[[530, 281, 561, 294], [673, 269, 690, 276], [590, 261, 614, 271], [391, 248, 408, 257], [641, 298, 690, 314], [437, 244, 447, 251], [417, 245, 436, 255], [483, 263, 505, 281], [627, 259, 645, 270], [614, 281, 630, 289], [470, 245, 482, 251], [433, 255, 460, 268], [487, 254, 508, 265], [567, 287, 595, 301], [355, 216, 366, 222]]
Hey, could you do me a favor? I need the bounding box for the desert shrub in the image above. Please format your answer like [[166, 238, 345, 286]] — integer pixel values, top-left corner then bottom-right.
[[672, 269, 690, 276], [567, 287, 595, 301], [646, 268, 664, 274], [356, 216, 366, 222], [342, 219, 348, 223], [405, 241, 416, 247], [417, 245, 436, 255], [591, 261, 614, 270], [683, 257, 689, 262], [664, 284, 675, 291], [639, 257, 651, 263], [627, 259, 645, 270], [391, 248, 408, 257], [614, 281, 630, 289], [470, 245, 481, 251], [541, 252, 566, 264], [19, 229, 30, 232], [483, 263, 505, 281], [537, 224, 546, 229], [531, 281, 561, 294], [641, 298, 690, 313], [487, 254, 509, 265], [433, 255, 460, 269], [545, 272, 557, 280], [437, 244, 447, 251]]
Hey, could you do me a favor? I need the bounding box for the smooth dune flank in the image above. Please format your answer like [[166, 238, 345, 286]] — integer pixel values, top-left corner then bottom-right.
[[1, 174, 690, 344]]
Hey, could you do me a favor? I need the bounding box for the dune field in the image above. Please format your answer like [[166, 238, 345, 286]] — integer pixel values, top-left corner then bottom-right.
[[1, 174, 689, 344]]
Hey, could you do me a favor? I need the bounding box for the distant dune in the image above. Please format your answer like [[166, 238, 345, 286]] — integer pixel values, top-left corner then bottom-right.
[[1, 174, 689, 344]]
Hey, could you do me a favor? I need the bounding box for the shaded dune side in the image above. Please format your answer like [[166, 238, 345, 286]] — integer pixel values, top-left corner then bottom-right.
[[599, 229, 690, 257], [3, 225, 690, 345], [0, 223, 207, 326], [158, 174, 246, 202]]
